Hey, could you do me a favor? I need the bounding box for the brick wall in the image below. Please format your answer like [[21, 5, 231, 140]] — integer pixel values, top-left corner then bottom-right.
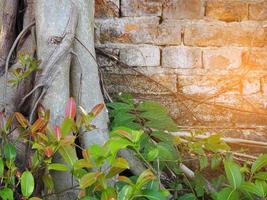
[[95, 0, 267, 140]]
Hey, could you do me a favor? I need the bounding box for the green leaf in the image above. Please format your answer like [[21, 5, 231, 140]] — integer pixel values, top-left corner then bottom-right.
[[4, 144, 16, 160], [107, 138, 134, 155], [224, 160, 243, 189], [21, 171, 34, 198], [118, 176, 134, 186], [253, 172, 267, 181], [117, 93, 134, 104], [255, 180, 267, 197], [251, 154, 267, 174], [137, 101, 168, 114], [142, 190, 168, 200], [29, 197, 42, 200], [110, 127, 134, 141], [73, 159, 94, 170], [157, 142, 178, 161], [107, 102, 133, 112], [0, 188, 13, 200], [178, 193, 196, 200], [217, 188, 239, 200], [0, 159, 4, 177], [118, 185, 133, 200], [146, 179, 161, 191], [199, 156, 209, 170], [240, 182, 265, 197], [42, 174, 54, 192], [58, 145, 77, 166], [211, 154, 221, 170], [112, 112, 135, 128], [80, 172, 101, 189], [48, 163, 68, 171], [150, 131, 174, 143], [87, 144, 106, 160], [136, 169, 155, 191], [144, 115, 178, 132], [106, 158, 129, 178], [73, 168, 87, 179], [80, 196, 98, 200], [111, 157, 129, 169], [147, 148, 159, 161], [60, 118, 75, 137], [101, 187, 117, 200]]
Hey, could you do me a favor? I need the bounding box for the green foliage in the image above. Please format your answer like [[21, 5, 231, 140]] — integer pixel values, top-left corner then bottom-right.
[[0, 91, 266, 200], [107, 94, 178, 132], [108, 93, 267, 200], [21, 171, 34, 198], [8, 54, 40, 87]]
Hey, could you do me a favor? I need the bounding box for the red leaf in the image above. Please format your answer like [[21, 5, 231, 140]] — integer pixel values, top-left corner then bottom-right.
[[15, 112, 28, 128], [91, 103, 104, 116], [31, 118, 47, 134], [44, 146, 53, 158], [65, 97, 76, 119], [54, 126, 61, 141], [15, 170, 21, 178]]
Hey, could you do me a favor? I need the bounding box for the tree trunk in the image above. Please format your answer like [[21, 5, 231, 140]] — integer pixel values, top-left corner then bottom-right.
[[0, 0, 109, 199]]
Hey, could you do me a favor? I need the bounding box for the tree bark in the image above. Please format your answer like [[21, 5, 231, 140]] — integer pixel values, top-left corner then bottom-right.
[[70, 0, 109, 148], [35, 1, 79, 199], [34, 0, 109, 199], [0, 0, 18, 75], [0, 0, 109, 199]]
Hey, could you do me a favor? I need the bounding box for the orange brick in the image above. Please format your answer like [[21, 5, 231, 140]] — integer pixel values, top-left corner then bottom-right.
[[184, 21, 266, 47], [121, 0, 163, 17], [96, 18, 182, 45], [162, 46, 202, 68], [163, 0, 204, 19], [242, 78, 261, 95], [249, 1, 267, 20], [206, 0, 248, 22], [95, 0, 119, 18], [203, 48, 242, 69], [177, 75, 240, 95], [242, 49, 267, 70]]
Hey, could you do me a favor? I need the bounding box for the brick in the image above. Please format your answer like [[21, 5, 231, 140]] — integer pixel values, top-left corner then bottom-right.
[[242, 49, 267, 70], [184, 21, 266, 47], [242, 78, 260, 95], [192, 104, 234, 123], [96, 47, 120, 67], [177, 75, 220, 95], [104, 73, 177, 94], [96, 44, 160, 67], [96, 18, 182, 45], [249, 1, 267, 20], [121, 0, 163, 17], [162, 46, 202, 68], [95, 0, 119, 18], [232, 107, 267, 126], [119, 45, 160, 67], [213, 94, 243, 106], [203, 48, 242, 69], [163, 0, 204, 19], [177, 75, 240, 95], [206, 1, 248, 22], [261, 76, 267, 96]]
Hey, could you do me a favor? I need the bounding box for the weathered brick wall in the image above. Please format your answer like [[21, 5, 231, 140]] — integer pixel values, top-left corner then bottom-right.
[[95, 0, 267, 140]]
